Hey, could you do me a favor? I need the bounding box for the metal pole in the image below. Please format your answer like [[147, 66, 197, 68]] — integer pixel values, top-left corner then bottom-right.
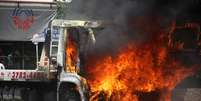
[[22, 42, 24, 69], [35, 42, 39, 69]]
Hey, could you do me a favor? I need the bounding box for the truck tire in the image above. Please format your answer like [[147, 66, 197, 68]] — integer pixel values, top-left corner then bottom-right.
[[59, 83, 81, 101], [28, 89, 39, 101], [60, 89, 81, 101], [43, 91, 56, 101]]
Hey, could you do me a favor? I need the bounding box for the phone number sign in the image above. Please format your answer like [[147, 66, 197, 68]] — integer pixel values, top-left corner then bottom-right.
[[0, 70, 47, 80]]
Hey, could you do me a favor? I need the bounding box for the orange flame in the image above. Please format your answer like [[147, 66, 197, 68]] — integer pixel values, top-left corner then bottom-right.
[[65, 33, 78, 73], [86, 18, 199, 101], [88, 44, 195, 101]]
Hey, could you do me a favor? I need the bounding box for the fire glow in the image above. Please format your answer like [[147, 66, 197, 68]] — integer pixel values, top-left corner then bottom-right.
[[86, 19, 200, 101]]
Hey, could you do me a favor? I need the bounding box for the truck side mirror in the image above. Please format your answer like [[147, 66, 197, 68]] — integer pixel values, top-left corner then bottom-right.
[[51, 57, 57, 65]]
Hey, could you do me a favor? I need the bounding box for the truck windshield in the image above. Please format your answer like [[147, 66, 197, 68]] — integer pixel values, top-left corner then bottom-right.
[[0, 41, 42, 70]]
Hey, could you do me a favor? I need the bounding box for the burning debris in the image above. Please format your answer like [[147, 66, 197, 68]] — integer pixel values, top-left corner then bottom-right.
[[84, 18, 200, 101]]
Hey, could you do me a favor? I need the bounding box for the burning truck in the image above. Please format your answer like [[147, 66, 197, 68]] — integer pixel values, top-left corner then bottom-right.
[[0, 0, 201, 101]]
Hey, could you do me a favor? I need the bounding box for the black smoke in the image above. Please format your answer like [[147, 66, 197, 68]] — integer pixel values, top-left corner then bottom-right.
[[64, 0, 201, 55]]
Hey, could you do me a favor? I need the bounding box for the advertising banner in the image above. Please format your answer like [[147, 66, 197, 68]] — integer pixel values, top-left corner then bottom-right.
[[0, 4, 56, 41]]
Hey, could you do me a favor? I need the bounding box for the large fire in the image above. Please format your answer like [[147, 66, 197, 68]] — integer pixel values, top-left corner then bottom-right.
[[86, 18, 200, 101]]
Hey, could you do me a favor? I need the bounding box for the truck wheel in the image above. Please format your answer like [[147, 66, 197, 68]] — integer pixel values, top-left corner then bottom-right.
[[59, 83, 81, 101], [60, 89, 81, 101], [43, 91, 56, 101], [28, 89, 39, 101]]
